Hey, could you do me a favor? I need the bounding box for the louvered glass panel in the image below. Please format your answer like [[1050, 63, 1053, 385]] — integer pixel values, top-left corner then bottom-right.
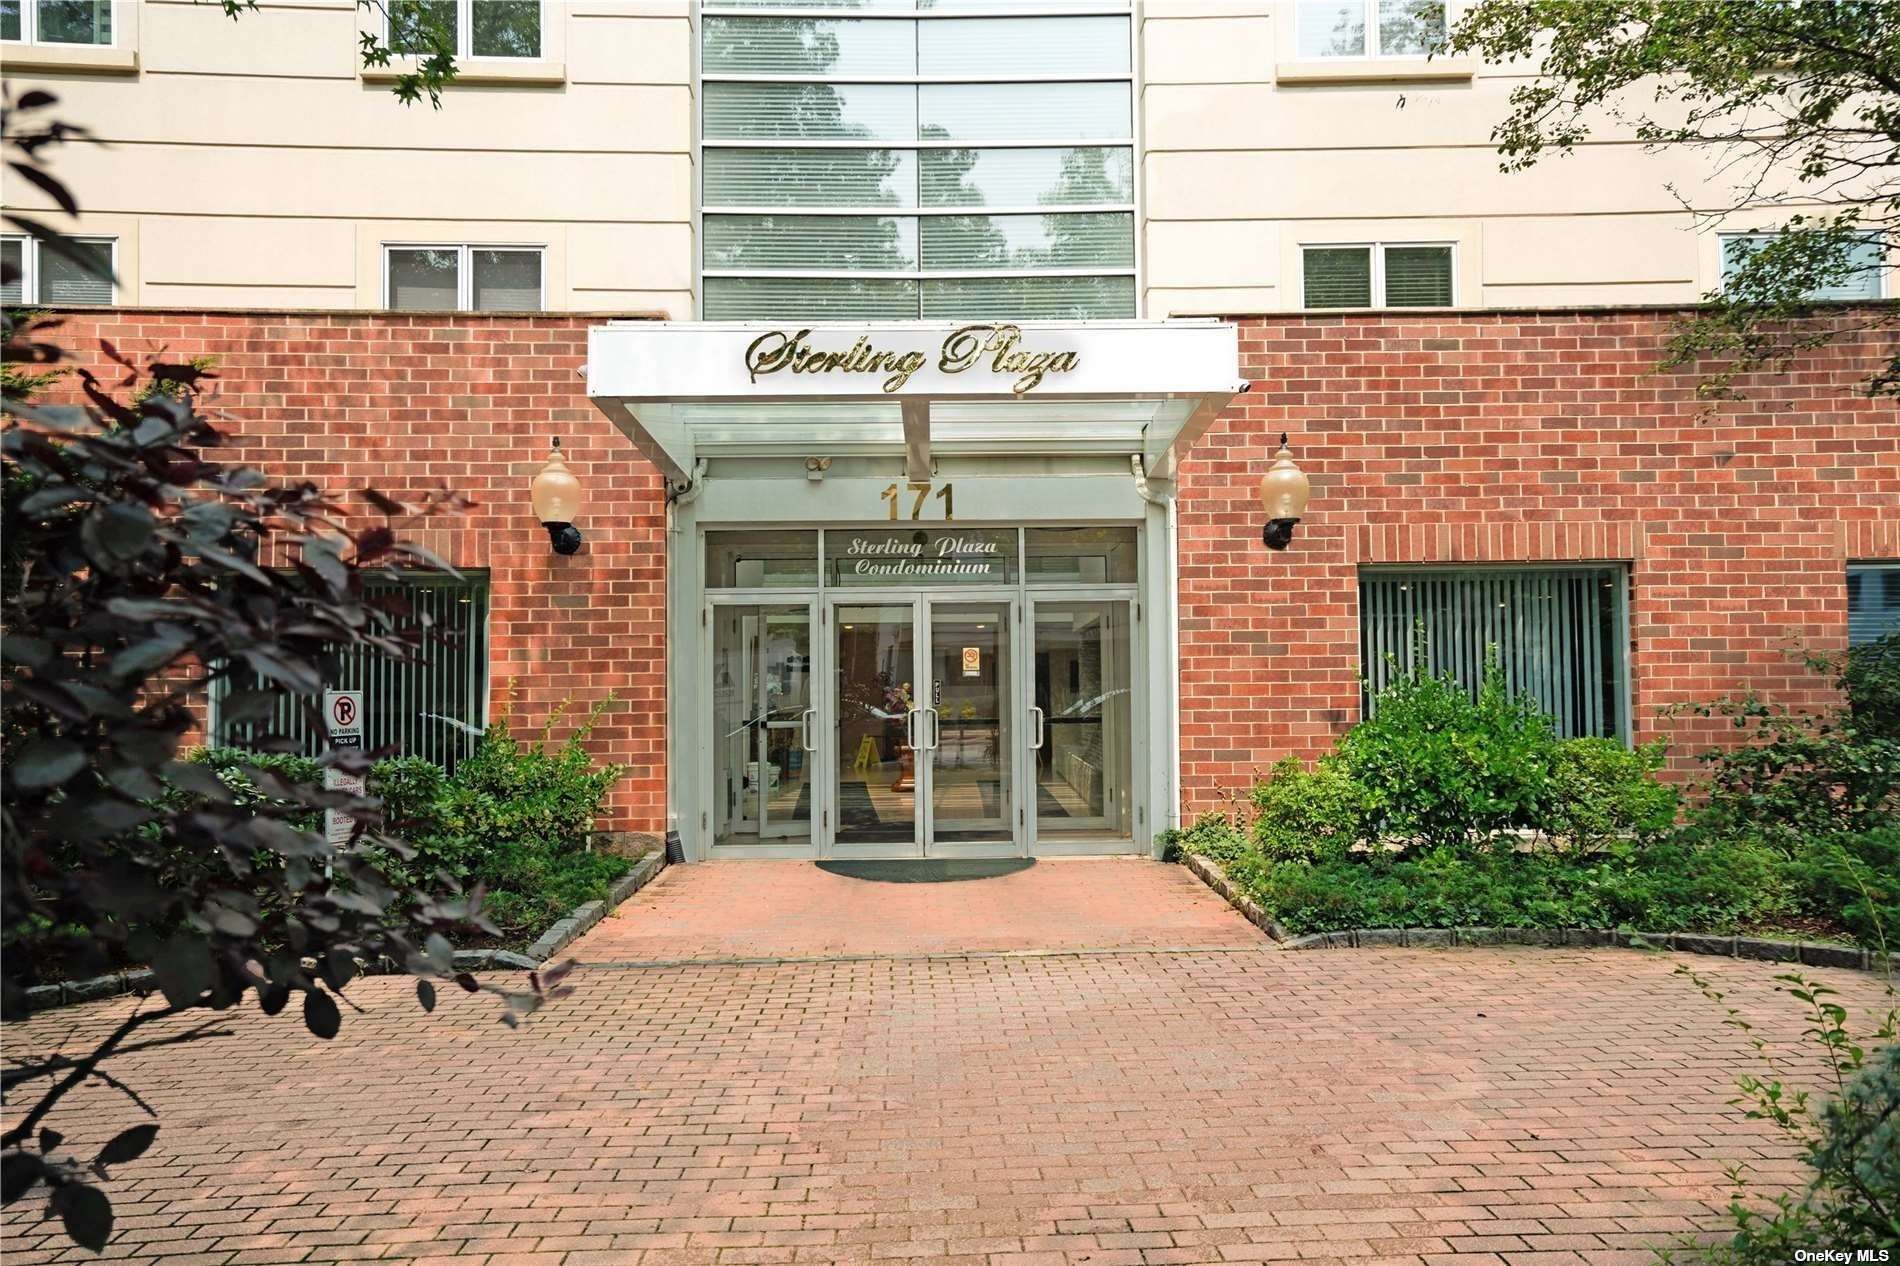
[[921, 274, 1134, 319], [41, 238, 113, 304], [471, 249, 542, 310], [706, 147, 917, 207], [705, 81, 915, 140], [1302, 246, 1371, 308], [918, 16, 1129, 75], [921, 146, 1131, 207], [1359, 567, 1629, 739], [210, 573, 491, 772], [706, 214, 919, 271], [1848, 564, 1900, 647], [919, 82, 1131, 141], [920, 212, 1132, 270], [0, 238, 23, 304], [1383, 245, 1452, 306], [703, 15, 915, 75], [705, 275, 920, 319]]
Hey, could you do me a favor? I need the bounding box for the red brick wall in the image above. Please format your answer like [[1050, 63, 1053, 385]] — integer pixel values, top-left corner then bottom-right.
[[1177, 310, 1900, 813], [43, 310, 670, 835]]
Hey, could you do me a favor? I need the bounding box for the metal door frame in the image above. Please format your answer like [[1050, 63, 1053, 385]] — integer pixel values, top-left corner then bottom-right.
[[1025, 591, 1142, 854], [704, 595, 821, 858]]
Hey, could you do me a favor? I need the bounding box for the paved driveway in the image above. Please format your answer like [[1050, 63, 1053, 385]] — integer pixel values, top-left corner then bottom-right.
[[3, 860, 1887, 1266]]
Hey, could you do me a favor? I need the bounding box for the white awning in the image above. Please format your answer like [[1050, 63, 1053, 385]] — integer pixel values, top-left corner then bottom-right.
[[586, 319, 1245, 485]]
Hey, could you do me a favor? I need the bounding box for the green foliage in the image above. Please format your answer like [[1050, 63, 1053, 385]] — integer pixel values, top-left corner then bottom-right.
[[1779, 828, 1900, 954], [1161, 812, 1251, 867], [1447, 0, 1900, 397], [1680, 967, 1898, 1262], [1249, 756, 1365, 863], [1683, 693, 1899, 845], [1844, 631, 1900, 741], [1338, 660, 1554, 848], [1542, 738, 1679, 851]]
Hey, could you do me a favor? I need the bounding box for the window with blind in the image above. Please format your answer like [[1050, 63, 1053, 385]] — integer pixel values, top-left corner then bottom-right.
[[0, 234, 115, 305], [210, 572, 492, 772], [384, 244, 543, 311], [700, 5, 1137, 321], [1721, 233, 1886, 301], [1849, 563, 1900, 647], [1360, 566, 1630, 740], [1303, 242, 1453, 308]]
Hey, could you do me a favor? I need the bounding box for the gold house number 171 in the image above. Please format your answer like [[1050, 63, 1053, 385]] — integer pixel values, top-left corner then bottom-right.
[[882, 481, 955, 521]]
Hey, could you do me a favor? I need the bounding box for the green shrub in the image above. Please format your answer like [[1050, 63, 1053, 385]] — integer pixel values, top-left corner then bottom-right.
[[184, 747, 324, 829], [477, 843, 631, 937], [368, 756, 447, 831], [1842, 629, 1900, 741], [1163, 811, 1252, 866], [1541, 737, 1679, 850], [1686, 694, 1899, 843], [1779, 827, 1900, 953], [1249, 755, 1365, 862], [1339, 660, 1555, 848]]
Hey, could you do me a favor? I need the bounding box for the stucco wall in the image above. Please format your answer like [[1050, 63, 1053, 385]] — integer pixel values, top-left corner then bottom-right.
[[44, 307, 672, 834], [1174, 308, 1900, 811], [3, 0, 695, 316]]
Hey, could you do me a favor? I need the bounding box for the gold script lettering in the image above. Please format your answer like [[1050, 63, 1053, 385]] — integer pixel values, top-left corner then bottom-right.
[[746, 325, 1078, 394], [939, 323, 1078, 395]]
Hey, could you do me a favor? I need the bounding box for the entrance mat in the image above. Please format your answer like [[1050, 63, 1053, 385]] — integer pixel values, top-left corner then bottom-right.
[[817, 858, 1036, 884]]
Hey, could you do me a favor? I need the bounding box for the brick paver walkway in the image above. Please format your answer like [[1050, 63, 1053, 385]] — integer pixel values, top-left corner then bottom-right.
[[566, 859, 1264, 961], [4, 861, 1888, 1265]]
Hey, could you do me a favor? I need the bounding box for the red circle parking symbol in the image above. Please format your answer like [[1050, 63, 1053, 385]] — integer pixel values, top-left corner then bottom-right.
[[332, 696, 356, 728]]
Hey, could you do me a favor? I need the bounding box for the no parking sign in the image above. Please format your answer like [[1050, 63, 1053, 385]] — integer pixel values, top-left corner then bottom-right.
[[323, 689, 365, 846]]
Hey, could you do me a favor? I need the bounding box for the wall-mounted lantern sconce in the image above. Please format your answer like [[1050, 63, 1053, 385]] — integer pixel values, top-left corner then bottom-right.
[[531, 437, 584, 556], [1259, 433, 1310, 551]]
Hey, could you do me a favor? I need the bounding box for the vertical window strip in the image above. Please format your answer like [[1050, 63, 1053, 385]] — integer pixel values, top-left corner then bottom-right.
[[1359, 567, 1629, 739]]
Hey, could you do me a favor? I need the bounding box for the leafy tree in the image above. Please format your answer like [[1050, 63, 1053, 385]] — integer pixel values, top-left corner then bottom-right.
[[1, 91, 569, 1251], [1447, 0, 1900, 396]]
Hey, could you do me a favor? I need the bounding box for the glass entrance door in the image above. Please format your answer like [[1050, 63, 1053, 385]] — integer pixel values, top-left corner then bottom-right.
[[711, 603, 816, 850], [830, 597, 1018, 857], [925, 602, 1013, 852], [1029, 600, 1134, 844], [833, 603, 921, 854]]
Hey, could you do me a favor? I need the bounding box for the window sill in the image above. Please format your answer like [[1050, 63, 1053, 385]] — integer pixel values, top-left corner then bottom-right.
[[1275, 57, 1474, 85], [362, 56, 566, 87], [0, 42, 138, 74]]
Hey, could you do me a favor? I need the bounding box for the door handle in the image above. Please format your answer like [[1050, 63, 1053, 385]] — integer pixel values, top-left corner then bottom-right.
[[1029, 706, 1045, 749], [800, 707, 817, 752], [906, 708, 920, 750], [924, 707, 940, 750]]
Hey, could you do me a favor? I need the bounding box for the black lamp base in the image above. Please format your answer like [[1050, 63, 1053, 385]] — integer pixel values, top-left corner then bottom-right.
[[1262, 518, 1299, 551], [544, 522, 583, 555]]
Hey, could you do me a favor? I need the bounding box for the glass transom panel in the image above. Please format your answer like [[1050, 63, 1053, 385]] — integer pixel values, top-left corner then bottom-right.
[[700, 6, 1137, 321]]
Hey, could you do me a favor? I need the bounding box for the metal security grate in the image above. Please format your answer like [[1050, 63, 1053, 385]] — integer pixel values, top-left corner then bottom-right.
[[1359, 566, 1630, 740], [210, 571, 491, 770]]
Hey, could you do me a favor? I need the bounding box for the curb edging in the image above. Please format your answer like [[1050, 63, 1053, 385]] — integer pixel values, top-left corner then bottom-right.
[[22, 851, 670, 1014], [525, 850, 667, 965], [1180, 852, 1887, 974]]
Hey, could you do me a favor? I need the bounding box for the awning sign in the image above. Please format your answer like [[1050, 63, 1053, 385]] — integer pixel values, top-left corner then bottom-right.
[[322, 689, 365, 846]]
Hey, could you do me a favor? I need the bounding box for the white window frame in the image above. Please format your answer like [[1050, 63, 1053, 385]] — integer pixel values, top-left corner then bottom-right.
[[2, 0, 116, 46], [1299, 240, 1456, 309], [380, 243, 545, 312], [2, 233, 118, 305], [386, 0, 541, 61], [1294, 0, 1450, 61], [1718, 231, 1886, 301], [696, 3, 1142, 320]]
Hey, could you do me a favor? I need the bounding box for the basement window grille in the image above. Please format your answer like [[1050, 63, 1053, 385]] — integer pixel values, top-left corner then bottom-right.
[[209, 571, 491, 771], [1359, 565, 1631, 740]]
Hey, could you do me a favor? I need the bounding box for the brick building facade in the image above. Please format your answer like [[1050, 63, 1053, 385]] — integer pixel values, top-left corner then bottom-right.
[[44, 306, 1899, 837]]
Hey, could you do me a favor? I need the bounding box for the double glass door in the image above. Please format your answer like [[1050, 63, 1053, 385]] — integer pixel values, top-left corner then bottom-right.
[[710, 594, 1134, 857], [834, 599, 1013, 856]]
